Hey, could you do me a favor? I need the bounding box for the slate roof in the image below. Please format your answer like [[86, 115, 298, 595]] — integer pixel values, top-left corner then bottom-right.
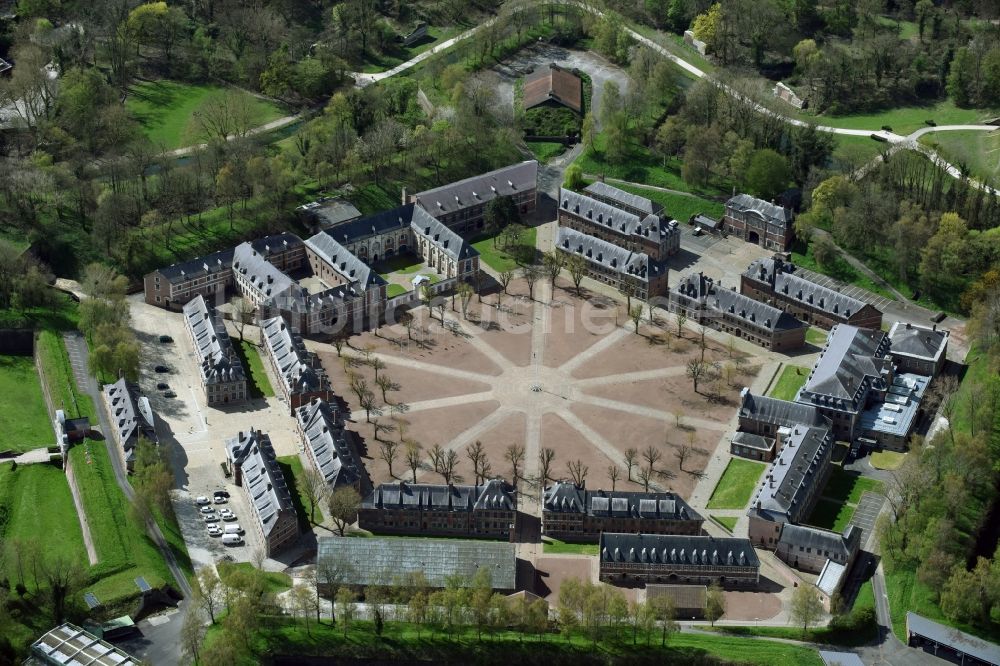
[[748, 424, 832, 523], [318, 536, 517, 589], [319, 203, 414, 246], [906, 612, 1000, 666], [153, 246, 234, 285], [542, 481, 701, 522], [560, 188, 673, 241], [182, 295, 245, 386], [738, 390, 829, 429], [583, 181, 663, 217], [31, 623, 139, 666], [731, 431, 775, 452], [295, 399, 361, 491], [104, 378, 156, 461], [727, 193, 792, 229], [303, 232, 386, 290], [746, 258, 870, 320], [557, 227, 664, 283], [260, 315, 327, 395], [412, 161, 537, 217], [362, 479, 516, 512], [799, 325, 891, 410], [411, 205, 479, 262], [778, 523, 859, 562], [233, 241, 302, 299], [523, 64, 583, 113], [599, 533, 759, 567], [888, 321, 948, 362], [298, 198, 362, 228], [675, 273, 804, 333], [225, 429, 296, 537]]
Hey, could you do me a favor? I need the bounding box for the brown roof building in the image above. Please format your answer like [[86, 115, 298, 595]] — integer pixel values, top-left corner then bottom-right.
[[523, 64, 583, 114]]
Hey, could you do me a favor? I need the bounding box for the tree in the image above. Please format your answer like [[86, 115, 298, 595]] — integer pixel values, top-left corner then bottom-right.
[[687, 359, 708, 393], [194, 89, 255, 143], [229, 296, 255, 341], [706, 584, 726, 626], [484, 196, 520, 244], [299, 468, 328, 525], [629, 304, 644, 334], [180, 604, 207, 664], [336, 587, 356, 638], [378, 439, 399, 478], [543, 250, 564, 289], [567, 459, 589, 487], [648, 594, 678, 646], [506, 443, 525, 487], [790, 584, 823, 635], [565, 163, 584, 190], [521, 264, 541, 300], [566, 254, 587, 295], [744, 149, 792, 200], [497, 269, 514, 299], [405, 441, 423, 483], [432, 446, 461, 484], [608, 465, 621, 491], [675, 311, 687, 338], [692, 3, 722, 51], [456, 282, 474, 319], [327, 487, 361, 536], [467, 440, 488, 485], [197, 566, 223, 624], [811, 234, 837, 268], [375, 374, 395, 403], [539, 447, 556, 487], [291, 584, 317, 636], [41, 553, 85, 623], [674, 443, 694, 473], [624, 448, 638, 481], [359, 390, 381, 424]]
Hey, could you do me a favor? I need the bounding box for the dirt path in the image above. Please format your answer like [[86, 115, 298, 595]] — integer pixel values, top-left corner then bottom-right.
[[65, 458, 99, 566]]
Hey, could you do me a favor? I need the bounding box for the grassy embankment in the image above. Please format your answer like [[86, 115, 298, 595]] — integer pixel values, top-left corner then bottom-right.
[[706, 459, 766, 511]]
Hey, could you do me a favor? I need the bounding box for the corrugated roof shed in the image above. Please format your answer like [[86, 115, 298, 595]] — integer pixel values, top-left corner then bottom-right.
[[30, 623, 139, 666]]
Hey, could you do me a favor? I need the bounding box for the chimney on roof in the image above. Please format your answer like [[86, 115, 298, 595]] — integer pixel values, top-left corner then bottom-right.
[[401, 186, 407, 204]]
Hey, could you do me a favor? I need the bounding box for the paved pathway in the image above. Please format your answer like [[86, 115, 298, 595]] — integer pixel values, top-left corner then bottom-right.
[[1, 447, 51, 464]]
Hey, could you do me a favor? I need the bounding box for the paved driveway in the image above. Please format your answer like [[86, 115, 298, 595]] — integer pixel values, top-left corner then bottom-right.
[[850, 491, 885, 548]]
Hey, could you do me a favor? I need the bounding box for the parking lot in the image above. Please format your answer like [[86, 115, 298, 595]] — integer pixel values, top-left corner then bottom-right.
[[129, 295, 307, 570], [793, 265, 895, 312], [849, 491, 885, 549]]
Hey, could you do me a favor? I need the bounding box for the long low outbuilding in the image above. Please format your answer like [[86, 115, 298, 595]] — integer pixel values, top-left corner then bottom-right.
[[906, 612, 1000, 666]]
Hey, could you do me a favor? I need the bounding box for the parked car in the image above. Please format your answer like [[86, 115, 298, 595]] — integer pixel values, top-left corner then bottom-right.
[[195, 496, 210, 505], [154, 365, 170, 373], [221, 534, 243, 546], [207, 525, 222, 537], [158, 335, 173, 343], [204, 514, 219, 523], [221, 511, 236, 521], [224, 524, 243, 535], [213, 490, 230, 499], [163, 391, 177, 398], [156, 382, 169, 390], [213, 496, 227, 504], [199, 506, 215, 514]]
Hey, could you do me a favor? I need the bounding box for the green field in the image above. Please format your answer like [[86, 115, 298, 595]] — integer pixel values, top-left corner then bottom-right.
[[712, 515, 738, 532], [375, 253, 425, 276], [126, 80, 284, 150], [527, 141, 568, 163], [470, 226, 537, 273], [0, 354, 54, 453], [805, 498, 854, 533], [236, 340, 275, 399], [768, 365, 809, 401], [386, 283, 408, 298], [706, 458, 766, 510], [69, 444, 174, 607], [542, 538, 599, 555], [876, 15, 918, 40], [0, 291, 79, 332], [218, 561, 292, 594], [805, 327, 828, 346], [36, 330, 96, 422], [809, 99, 993, 137], [919, 129, 1000, 189], [831, 134, 888, 170], [602, 181, 726, 221], [277, 455, 324, 527], [822, 467, 884, 505], [206, 616, 822, 666], [870, 450, 906, 470]]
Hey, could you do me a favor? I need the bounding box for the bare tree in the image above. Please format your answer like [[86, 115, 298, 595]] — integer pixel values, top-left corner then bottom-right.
[[566, 254, 587, 295], [467, 440, 487, 485], [642, 445, 663, 477], [567, 459, 589, 487], [637, 465, 654, 492], [675, 443, 693, 473], [370, 357, 386, 382], [359, 390, 381, 423], [327, 487, 361, 536], [543, 249, 563, 288], [686, 359, 708, 393], [456, 282, 475, 319], [41, 553, 85, 623], [181, 603, 207, 663], [624, 447, 638, 481], [506, 443, 525, 487], [698, 324, 709, 362], [431, 445, 460, 484], [539, 447, 556, 487], [373, 420, 396, 442], [399, 310, 416, 340], [521, 264, 541, 301], [497, 270, 514, 306], [621, 280, 636, 314], [375, 374, 395, 402], [675, 311, 687, 338], [378, 439, 399, 478], [301, 468, 330, 524], [608, 465, 621, 491], [629, 304, 644, 334], [404, 441, 423, 483], [229, 296, 256, 341], [194, 89, 255, 143], [348, 373, 369, 404], [333, 335, 347, 357]]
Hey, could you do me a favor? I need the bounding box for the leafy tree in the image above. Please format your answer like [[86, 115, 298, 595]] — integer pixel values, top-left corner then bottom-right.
[[790, 584, 823, 635], [484, 196, 519, 244], [692, 3, 722, 51], [543, 250, 563, 288], [327, 487, 361, 536], [706, 584, 726, 626], [648, 594, 678, 646], [564, 163, 584, 190], [744, 149, 791, 200], [566, 254, 587, 295]]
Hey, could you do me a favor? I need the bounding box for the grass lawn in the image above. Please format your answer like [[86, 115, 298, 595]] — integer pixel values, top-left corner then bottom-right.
[[831, 134, 889, 170], [0, 354, 54, 453], [791, 241, 897, 303], [235, 340, 275, 399], [470, 226, 537, 273], [919, 129, 1000, 188], [36, 330, 96, 422], [712, 515, 738, 532], [0, 291, 79, 331], [601, 180, 725, 221], [207, 616, 822, 666], [542, 537, 599, 556], [218, 561, 292, 594], [706, 458, 766, 510], [0, 463, 87, 588], [69, 444, 174, 607], [277, 455, 324, 527], [805, 327, 828, 346], [374, 253, 425, 275], [876, 15, 918, 40], [870, 450, 906, 470], [822, 467, 884, 505], [768, 365, 809, 401], [126, 80, 284, 150], [805, 498, 854, 533], [386, 284, 408, 298], [808, 99, 993, 136], [527, 141, 567, 163]]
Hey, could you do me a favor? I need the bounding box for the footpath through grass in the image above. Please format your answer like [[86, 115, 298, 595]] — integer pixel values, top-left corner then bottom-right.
[[542, 537, 599, 555], [0, 354, 54, 453], [235, 340, 275, 398], [206, 616, 823, 666], [706, 458, 766, 510], [125, 80, 284, 150], [768, 365, 809, 401], [806, 99, 992, 136], [919, 129, 1000, 188]]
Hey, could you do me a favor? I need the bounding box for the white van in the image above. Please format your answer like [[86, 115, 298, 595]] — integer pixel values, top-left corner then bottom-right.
[[223, 524, 243, 535], [221, 534, 243, 546]]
